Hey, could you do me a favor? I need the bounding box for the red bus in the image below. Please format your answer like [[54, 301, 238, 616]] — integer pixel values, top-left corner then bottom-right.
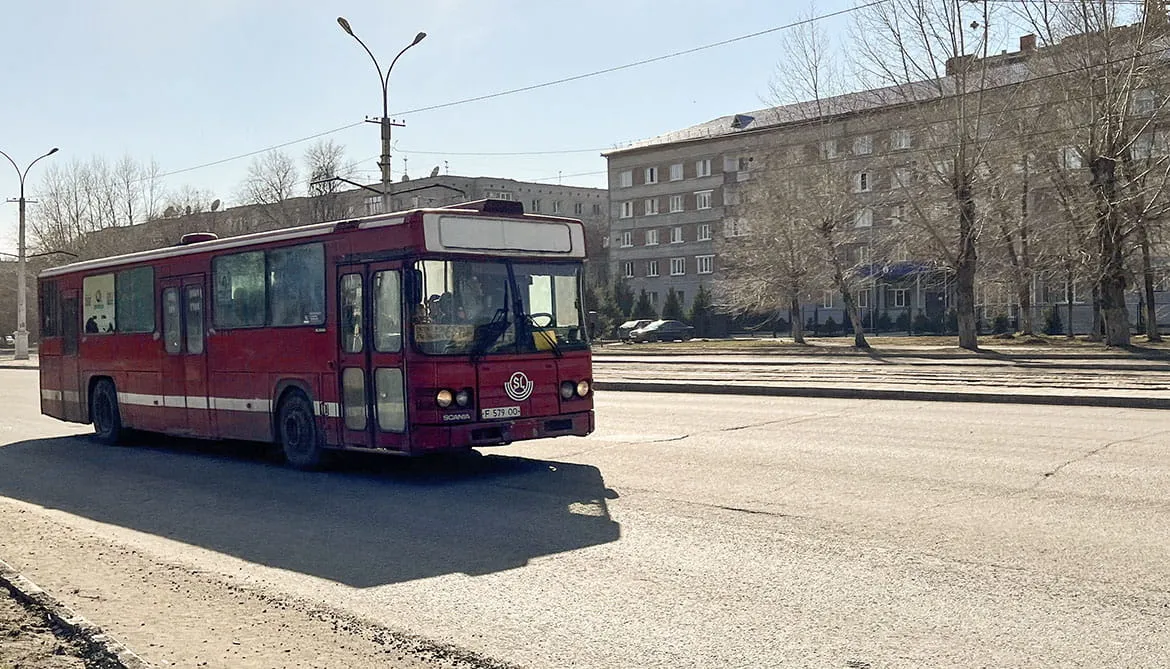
[[36, 199, 594, 468]]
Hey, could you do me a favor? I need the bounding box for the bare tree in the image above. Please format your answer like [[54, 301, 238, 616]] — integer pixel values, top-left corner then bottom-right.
[[1016, 0, 1170, 345], [723, 12, 870, 347], [305, 139, 352, 222], [853, 0, 1013, 350], [238, 149, 300, 226]]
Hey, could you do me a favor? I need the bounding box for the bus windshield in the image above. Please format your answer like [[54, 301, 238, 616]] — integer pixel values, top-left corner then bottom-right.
[[411, 259, 588, 356]]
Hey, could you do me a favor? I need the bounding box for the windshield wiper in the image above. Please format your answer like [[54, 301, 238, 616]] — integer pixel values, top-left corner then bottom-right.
[[470, 308, 510, 361], [523, 313, 563, 358]]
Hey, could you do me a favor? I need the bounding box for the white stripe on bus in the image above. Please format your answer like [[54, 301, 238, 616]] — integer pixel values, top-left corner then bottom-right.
[[43, 390, 341, 416]]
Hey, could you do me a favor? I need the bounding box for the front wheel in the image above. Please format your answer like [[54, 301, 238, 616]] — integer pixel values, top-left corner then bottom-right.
[[91, 379, 123, 445], [278, 392, 328, 470]]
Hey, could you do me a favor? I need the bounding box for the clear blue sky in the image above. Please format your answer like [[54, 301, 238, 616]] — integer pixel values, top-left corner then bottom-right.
[[0, 0, 858, 255]]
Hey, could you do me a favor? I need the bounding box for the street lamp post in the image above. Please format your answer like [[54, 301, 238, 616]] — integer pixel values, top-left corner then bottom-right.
[[1, 147, 58, 360], [337, 17, 426, 214]]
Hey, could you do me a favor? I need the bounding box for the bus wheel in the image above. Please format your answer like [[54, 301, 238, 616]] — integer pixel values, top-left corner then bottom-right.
[[278, 392, 326, 470], [91, 379, 123, 445]]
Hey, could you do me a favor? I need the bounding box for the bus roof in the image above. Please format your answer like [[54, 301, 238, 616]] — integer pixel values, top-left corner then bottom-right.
[[39, 203, 586, 279]]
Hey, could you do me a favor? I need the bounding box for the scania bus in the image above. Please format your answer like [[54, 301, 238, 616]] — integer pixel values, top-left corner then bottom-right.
[[36, 199, 594, 468]]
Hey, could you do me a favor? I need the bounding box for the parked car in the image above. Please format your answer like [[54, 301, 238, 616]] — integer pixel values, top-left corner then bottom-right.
[[617, 319, 653, 342], [629, 319, 695, 343]]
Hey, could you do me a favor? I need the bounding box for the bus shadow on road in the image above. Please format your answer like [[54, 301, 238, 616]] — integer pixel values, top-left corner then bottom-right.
[[0, 435, 621, 588]]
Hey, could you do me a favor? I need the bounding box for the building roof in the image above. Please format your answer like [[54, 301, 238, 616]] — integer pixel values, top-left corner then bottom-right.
[[603, 59, 1035, 157]]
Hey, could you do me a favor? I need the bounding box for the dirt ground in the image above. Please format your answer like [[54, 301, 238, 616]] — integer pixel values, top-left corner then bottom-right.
[[0, 586, 94, 669]]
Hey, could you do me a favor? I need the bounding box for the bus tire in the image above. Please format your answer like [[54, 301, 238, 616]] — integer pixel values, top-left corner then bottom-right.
[[91, 379, 123, 445], [277, 391, 326, 470]]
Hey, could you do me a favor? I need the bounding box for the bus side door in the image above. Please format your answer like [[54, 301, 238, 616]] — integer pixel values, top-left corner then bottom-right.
[[160, 276, 212, 436], [59, 290, 83, 423], [336, 263, 408, 452]]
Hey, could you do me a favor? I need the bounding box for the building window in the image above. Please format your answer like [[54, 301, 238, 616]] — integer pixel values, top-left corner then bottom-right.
[[670, 226, 684, 244], [724, 219, 749, 237], [894, 167, 913, 188], [855, 208, 874, 228], [622, 262, 634, 279], [620, 231, 633, 247], [645, 166, 658, 184], [486, 190, 513, 201], [855, 172, 871, 192], [854, 135, 873, 155], [823, 291, 834, 309], [645, 229, 659, 246], [1059, 147, 1083, 169], [552, 200, 561, 214], [695, 190, 713, 210], [819, 140, 838, 159], [892, 289, 907, 308], [647, 260, 659, 277], [364, 195, 383, 215], [619, 170, 633, 188], [696, 255, 714, 274], [697, 223, 712, 241], [593, 204, 602, 215], [531, 199, 541, 213], [891, 204, 906, 224], [620, 201, 634, 218], [892, 129, 912, 150], [645, 198, 659, 215], [670, 257, 686, 276], [1133, 88, 1157, 115], [574, 202, 583, 215], [696, 158, 712, 177], [670, 163, 684, 181], [857, 289, 870, 309], [669, 194, 684, 212], [649, 291, 659, 306]]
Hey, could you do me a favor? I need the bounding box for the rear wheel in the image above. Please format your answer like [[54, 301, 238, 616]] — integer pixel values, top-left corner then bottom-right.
[[278, 392, 327, 470], [91, 379, 123, 445]]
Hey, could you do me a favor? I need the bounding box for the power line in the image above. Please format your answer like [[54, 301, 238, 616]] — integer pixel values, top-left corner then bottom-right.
[[149, 2, 887, 181], [391, 2, 888, 117]]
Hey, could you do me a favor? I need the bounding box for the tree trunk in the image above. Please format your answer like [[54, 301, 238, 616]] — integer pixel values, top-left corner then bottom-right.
[[789, 294, 806, 344], [955, 175, 979, 350], [1091, 156, 1131, 347], [1137, 218, 1162, 342], [840, 290, 870, 349]]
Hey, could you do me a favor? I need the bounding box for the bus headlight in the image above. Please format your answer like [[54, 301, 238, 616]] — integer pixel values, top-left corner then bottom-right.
[[560, 381, 576, 400], [455, 388, 472, 407], [576, 380, 591, 397], [435, 389, 454, 408]]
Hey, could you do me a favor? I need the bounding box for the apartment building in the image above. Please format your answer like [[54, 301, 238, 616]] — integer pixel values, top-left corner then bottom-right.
[[605, 30, 1170, 333]]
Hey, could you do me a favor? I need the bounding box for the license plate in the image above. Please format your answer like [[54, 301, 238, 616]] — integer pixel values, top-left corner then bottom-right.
[[481, 406, 521, 420]]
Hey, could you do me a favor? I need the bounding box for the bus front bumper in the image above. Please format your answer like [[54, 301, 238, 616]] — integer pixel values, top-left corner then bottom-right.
[[413, 410, 594, 451]]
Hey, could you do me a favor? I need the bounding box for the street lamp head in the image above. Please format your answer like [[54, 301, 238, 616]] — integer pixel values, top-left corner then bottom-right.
[[48, 147, 59, 155], [412, 32, 427, 45], [337, 17, 354, 36]]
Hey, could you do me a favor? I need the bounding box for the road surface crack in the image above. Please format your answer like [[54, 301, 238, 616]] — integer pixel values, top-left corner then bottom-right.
[[1027, 428, 1170, 491]]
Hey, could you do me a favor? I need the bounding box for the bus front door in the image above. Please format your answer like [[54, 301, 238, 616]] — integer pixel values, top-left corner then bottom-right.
[[336, 263, 407, 452], [160, 276, 212, 437]]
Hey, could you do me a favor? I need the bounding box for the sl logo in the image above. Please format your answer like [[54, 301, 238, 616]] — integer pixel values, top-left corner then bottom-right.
[[505, 371, 534, 402]]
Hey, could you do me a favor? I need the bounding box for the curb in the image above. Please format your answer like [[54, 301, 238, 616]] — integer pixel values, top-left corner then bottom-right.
[[0, 557, 154, 669], [593, 381, 1170, 410]]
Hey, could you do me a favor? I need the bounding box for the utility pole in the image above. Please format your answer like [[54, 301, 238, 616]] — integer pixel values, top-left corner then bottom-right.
[[1, 147, 58, 361], [336, 18, 425, 214]]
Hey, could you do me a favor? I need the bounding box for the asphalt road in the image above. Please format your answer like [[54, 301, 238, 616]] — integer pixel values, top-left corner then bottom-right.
[[2, 367, 1170, 667]]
